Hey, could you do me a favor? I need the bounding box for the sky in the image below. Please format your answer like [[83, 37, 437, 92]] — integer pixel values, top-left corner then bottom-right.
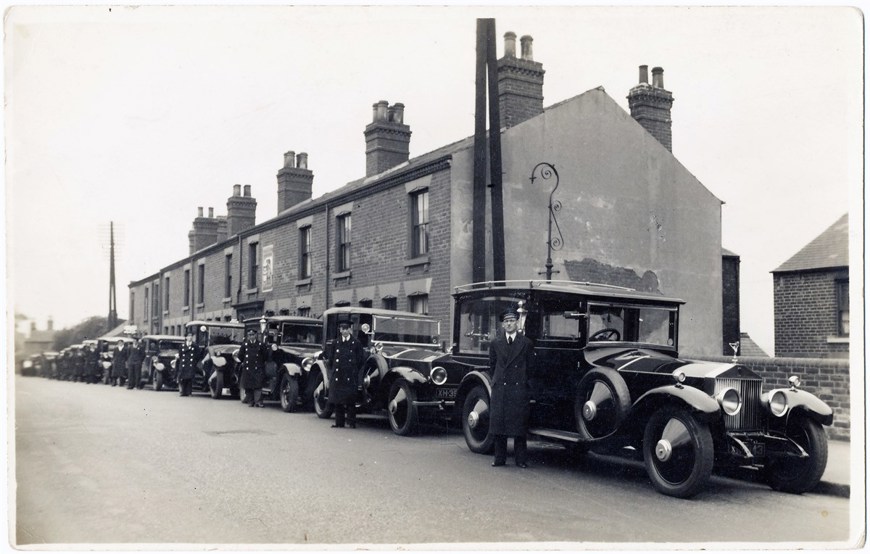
[[5, 5, 862, 355]]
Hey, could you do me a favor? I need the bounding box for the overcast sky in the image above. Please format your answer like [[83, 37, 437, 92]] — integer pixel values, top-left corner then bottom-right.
[[5, 5, 862, 354]]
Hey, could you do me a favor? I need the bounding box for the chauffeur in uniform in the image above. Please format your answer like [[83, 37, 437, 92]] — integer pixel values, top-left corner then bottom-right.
[[326, 319, 365, 428], [126, 337, 145, 389], [112, 340, 129, 387], [238, 328, 267, 407], [488, 309, 535, 468], [177, 333, 201, 397]]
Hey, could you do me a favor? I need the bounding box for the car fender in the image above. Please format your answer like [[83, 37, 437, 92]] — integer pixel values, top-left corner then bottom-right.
[[632, 384, 721, 425], [364, 353, 390, 380], [765, 388, 834, 427], [313, 359, 330, 391], [283, 362, 302, 378], [384, 366, 427, 388], [455, 371, 493, 419]]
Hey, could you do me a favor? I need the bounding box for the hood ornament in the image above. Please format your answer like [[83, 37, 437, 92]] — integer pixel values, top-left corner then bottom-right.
[[728, 341, 740, 363]]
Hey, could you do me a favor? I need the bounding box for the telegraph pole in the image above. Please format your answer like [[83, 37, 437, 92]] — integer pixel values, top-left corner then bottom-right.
[[108, 221, 118, 329]]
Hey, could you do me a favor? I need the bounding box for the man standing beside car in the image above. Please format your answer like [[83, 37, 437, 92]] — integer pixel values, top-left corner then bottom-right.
[[177, 333, 201, 397], [489, 309, 535, 468], [326, 319, 365, 428], [126, 337, 145, 389], [112, 340, 129, 387], [238, 328, 267, 407]]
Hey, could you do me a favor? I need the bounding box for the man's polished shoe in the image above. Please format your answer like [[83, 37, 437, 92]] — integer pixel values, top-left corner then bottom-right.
[[516, 463, 529, 468], [491, 461, 505, 467], [331, 423, 344, 428]]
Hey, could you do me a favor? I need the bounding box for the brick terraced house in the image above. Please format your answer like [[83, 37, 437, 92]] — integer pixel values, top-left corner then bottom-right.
[[129, 32, 728, 356]]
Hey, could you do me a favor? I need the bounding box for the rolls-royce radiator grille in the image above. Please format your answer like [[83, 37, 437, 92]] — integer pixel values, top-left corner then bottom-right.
[[715, 378, 763, 431]]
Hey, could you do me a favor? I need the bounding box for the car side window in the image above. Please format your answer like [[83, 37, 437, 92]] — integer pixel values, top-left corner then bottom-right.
[[457, 296, 519, 354]]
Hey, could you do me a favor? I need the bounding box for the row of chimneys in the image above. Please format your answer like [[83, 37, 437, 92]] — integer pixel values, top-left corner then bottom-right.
[[189, 32, 676, 254]]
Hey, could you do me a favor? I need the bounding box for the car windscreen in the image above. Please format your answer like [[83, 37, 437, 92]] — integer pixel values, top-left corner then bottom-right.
[[281, 323, 323, 346], [158, 340, 183, 352], [372, 315, 439, 345]]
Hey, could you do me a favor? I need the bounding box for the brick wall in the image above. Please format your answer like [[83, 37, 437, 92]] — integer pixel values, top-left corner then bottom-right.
[[697, 355, 851, 440], [774, 269, 849, 358]]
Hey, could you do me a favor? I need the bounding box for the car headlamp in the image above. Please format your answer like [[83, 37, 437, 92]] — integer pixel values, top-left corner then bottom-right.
[[430, 366, 448, 386], [155, 362, 165, 370], [671, 369, 686, 385], [788, 375, 801, 390], [374, 342, 384, 353], [769, 390, 789, 417], [301, 357, 314, 372], [212, 356, 226, 367], [716, 387, 742, 416]]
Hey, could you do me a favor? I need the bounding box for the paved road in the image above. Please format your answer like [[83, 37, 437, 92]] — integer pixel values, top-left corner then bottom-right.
[[13, 376, 857, 548]]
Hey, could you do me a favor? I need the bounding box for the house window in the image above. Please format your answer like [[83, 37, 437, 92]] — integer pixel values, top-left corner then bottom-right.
[[359, 299, 373, 308], [411, 189, 429, 257], [225, 254, 233, 298], [197, 264, 205, 304], [248, 242, 259, 288], [337, 214, 351, 272], [183, 269, 190, 307], [837, 280, 849, 336], [299, 226, 312, 279], [382, 296, 397, 311], [409, 294, 429, 315], [298, 307, 311, 318], [130, 292, 135, 320], [144, 288, 149, 319], [164, 276, 170, 311], [152, 283, 160, 317]]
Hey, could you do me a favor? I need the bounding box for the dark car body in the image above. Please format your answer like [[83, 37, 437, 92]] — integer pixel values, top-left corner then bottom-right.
[[184, 320, 245, 399], [139, 335, 185, 391], [310, 307, 476, 435], [452, 280, 833, 498], [237, 316, 323, 411]]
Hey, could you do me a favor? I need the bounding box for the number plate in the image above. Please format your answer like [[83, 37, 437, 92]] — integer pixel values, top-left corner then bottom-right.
[[436, 387, 457, 400], [750, 442, 765, 457]]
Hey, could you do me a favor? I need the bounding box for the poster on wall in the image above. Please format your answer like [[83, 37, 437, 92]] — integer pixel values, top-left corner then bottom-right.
[[262, 244, 274, 292]]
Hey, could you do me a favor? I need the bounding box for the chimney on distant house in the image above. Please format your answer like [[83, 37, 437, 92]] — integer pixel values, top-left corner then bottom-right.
[[627, 65, 675, 152], [188, 206, 220, 254], [226, 184, 257, 236], [277, 151, 314, 213], [364, 100, 411, 177], [497, 32, 545, 129]]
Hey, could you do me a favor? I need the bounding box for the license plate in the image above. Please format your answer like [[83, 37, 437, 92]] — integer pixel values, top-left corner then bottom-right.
[[751, 442, 765, 457], [436, 387, 457, 400]]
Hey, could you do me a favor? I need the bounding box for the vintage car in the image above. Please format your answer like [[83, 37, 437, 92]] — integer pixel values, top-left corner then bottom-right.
[[96, 336, 136, 384], [451, 280, 833, 498], [237, 316, 323, 411], [21, 354, 40, 377], [40, 351, 60, 379], [310, 307, 472, 435], [139, 335, 185, 391], [183, 320, 245, 398]]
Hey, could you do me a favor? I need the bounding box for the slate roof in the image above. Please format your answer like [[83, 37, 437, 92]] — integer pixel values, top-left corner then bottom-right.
[[772, 213, 848, 273], [738, 332, 769, 357]]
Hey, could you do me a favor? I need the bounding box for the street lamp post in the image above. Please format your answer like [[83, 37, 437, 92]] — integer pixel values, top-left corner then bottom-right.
[[529, 162, 564, 282]]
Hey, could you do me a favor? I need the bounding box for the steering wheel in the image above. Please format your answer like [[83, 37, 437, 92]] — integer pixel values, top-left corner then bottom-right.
[[590, 328, 621, 341]]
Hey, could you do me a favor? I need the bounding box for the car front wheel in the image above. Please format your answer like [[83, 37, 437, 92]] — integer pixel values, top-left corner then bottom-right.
[[153, 370, 164, 392], [388, 380, 418, 436], [763, 414, 828, 493], [280, 375, 299, 413], [210, 371, 224, 400], [462, 385, 494, 454], [642, 407, 714, 498], [311, 371, 333, 419]]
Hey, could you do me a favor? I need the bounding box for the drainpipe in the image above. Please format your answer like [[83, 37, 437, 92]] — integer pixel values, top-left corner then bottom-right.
[[236, 233, 243, 310], [324, 202, 330, 314]]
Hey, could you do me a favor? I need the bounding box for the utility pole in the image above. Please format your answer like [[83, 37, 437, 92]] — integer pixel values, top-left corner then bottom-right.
[[108, 221, 118, 329]]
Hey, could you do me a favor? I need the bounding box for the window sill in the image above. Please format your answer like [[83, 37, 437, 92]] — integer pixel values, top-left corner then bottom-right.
[[245, 287, 258, 295], [183, 306, 189, 313], [223, 297, 232, 303], [826, 336, 850, 344], [163, 310, 169, 316], [404, 255, 430, 268], [333, 270, 352, 280], [196, 303, 204, 309], [296, 278, 312, 287]]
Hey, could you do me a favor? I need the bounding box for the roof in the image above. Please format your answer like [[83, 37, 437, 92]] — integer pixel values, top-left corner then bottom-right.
[[186, 320, 244, 328], [738, 332, 769, 357], [453, 280, 686, 305], [773, 213, 848, 273], [322, 307, 434, 320]]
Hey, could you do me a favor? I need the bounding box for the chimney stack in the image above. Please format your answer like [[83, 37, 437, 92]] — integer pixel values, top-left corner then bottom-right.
[[188, 206, 220, 254], [497, 32, 545, 129], [226, 185, 257, 236], [277, 150, 314, 213], [364, 100, 412, 176], [627, 64, 675, 152]]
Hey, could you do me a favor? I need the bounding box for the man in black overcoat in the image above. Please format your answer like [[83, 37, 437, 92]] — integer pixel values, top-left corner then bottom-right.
[[238, 328, 267, 407], [326, 319, 365, 428], [488, 309, 535, 468], [126, 338, 145, 389], [112, 340, 129, 387], [177, 333, 201, 397]]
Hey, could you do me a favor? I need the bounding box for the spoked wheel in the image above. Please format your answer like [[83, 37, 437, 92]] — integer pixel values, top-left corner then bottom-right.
[[575, 369, 631, 440], [358, 362, 381, 409], [280, 375, 300, 413], [763, 415, 828, 493], [642, 407, 714, 498], [311, 371, 334, 419], [462, 385, 494, 454], [387, 380, 418, 436], [210, 371, 224, 400]]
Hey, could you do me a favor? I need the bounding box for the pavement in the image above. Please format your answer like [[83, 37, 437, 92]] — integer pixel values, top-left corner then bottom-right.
[[815, 439, 857, 498]]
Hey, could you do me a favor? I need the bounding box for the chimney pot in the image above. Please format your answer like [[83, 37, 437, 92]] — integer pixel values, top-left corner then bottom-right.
[[284, 151, 296, 168], [197, 206, 204, 217], [243, 185, 251, 197], [376, 100, 389, 121], [233, 184, 241, 196], [638, 65, 649, 84], [504, 31, 517, 57], [520, 35, 534, 61], [652, 66, 664, 88], [296, 152, 308, 169], [208, 207, 214, 218], [392, 103, 405, 124]]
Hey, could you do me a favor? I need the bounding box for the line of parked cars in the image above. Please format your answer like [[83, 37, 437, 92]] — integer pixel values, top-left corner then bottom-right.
[[25, 280, 834, 498]]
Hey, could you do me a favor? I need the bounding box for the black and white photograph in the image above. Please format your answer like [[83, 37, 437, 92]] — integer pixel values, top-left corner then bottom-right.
[[5, 4, 865, 551]]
